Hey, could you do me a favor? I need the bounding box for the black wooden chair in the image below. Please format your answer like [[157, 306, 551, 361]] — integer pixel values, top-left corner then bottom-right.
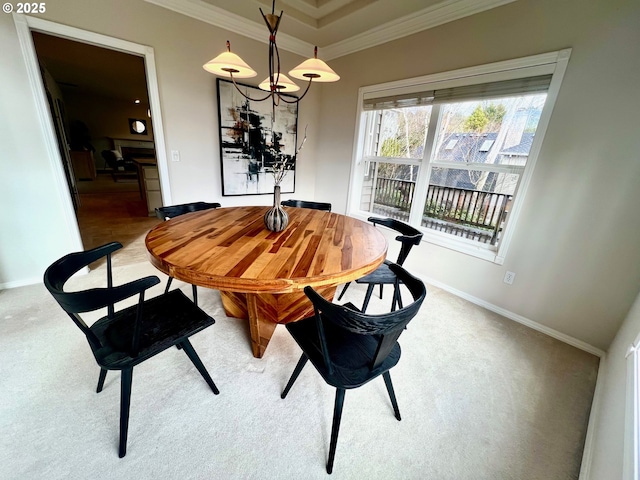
[[337, 217, 423, 312], [155, 201, 222, 221], [43, 242, 219, 458], [281, 199, 332, 211], [101, 149, 137, 181], [155, 201, 221, 304], [281, 264, 426, 474]]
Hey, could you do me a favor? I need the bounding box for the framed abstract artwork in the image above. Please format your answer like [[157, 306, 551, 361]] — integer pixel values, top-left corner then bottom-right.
[[216, 78, 298, 196]]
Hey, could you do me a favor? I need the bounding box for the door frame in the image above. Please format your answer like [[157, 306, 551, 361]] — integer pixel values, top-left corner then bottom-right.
[[13, 14, 173, 250]]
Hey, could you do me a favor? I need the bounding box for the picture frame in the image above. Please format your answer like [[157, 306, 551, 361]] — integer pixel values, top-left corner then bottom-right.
[[129, 118, 147, 135], [216, 78, 298, 196]]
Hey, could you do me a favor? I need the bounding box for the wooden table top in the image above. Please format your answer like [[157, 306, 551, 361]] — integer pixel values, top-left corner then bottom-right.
[[145, 206, 388, 294]]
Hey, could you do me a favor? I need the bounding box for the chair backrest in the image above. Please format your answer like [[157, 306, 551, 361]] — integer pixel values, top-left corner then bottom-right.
[[304, 264, 426, 372], [101, 149, 122, 170], [43, 242, 159, 351], [155, 201, 222, 220], [368, 217, 423, 265], [281, 199, 332, 212]]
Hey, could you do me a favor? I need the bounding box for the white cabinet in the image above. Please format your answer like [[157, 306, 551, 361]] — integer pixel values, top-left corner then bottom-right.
[[143, 165, 162, 216], [133, 158, 162, 216]]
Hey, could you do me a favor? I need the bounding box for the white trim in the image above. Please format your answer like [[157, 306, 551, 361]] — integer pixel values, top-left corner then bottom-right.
[[144, 0, 314, 57], [578, 355, 607, 480], [359, 51, 563, 97], [423, 275, 606, 358], [0, 266, 89, 289], [12, 14, 83, 254], [494, 49, 571, 262], [0, 276, 47, 289], [345, 92, 369, 214], [623, 335, 640, 480], [347, 49, 572, 264], [13, 15, 173, 213], [144, 0, 518, 61]]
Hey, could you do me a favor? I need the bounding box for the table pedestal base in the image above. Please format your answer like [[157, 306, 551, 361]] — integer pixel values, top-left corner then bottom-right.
[[220, 286, 337, 358]]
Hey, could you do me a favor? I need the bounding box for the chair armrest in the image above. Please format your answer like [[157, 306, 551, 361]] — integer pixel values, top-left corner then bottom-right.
[[105, 276, 161, 305], [67, 276, 161, 313], [367, 217, 386, 227], [395, 232, 423, 245], [70, 242, 124, 274]]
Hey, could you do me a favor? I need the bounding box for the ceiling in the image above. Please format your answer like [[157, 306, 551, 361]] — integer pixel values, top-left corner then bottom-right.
[[29, 0, 517, 103], [32, 32, 149, 104], [146, 0, 518, 59]]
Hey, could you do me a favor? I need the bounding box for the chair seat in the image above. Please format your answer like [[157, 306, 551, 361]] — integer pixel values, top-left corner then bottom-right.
[[286, 315, 401, 389], [91, 289, 214, 370], [355, 260, 397, 285]]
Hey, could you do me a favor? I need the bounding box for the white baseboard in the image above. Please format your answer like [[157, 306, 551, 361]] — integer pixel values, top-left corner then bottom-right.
[[578, 355, 606, 480], [422, 275, 606, 358], [0, 277, 43, 290], [1, 266, 89, 291]]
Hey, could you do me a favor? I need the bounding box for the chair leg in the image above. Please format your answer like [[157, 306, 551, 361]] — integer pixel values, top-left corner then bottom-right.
[[97, 368, 108, 393], [379, 283, 383, 299], [164, 276, 173, 294], [361, 284, 376, 313], [180, 339, 219, 395], [192, 284, 198, 306], [337, 282, 351, 301], [327, 388, 346, 474], [281, 354, 308, 399], [119, 367, 133, 458], [382, 371, 401, 421]]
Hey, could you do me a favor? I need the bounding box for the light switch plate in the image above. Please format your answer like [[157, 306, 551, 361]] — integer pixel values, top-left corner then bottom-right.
[[171, 150, 180, 162]]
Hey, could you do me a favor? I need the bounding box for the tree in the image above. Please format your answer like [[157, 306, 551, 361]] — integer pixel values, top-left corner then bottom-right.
[[380, 138, 405, 157], [463, 103, 506, 133], [459, 103, 507, 191]]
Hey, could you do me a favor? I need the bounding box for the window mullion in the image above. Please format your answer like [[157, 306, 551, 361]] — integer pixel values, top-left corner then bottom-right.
[[363, 156, 421, 166], [409, 104, 441, 226], [429, 161, 525, 174]]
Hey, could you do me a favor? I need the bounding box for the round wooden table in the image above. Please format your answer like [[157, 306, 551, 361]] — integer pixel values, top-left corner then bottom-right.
[[145, 206, 387, 357]]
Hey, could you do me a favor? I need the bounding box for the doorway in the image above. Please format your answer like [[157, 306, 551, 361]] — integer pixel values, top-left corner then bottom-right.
[[18, 18, 172, 265]]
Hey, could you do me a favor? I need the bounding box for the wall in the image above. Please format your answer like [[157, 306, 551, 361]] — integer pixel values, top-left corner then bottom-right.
[[65, 92, 154, 169], [0, 13, 82, 287], [589, 292, 640, 478], [0, 0, 320, 287], [314, 0, 640, 350]]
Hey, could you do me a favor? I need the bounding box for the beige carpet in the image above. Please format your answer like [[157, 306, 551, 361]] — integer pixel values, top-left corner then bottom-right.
[[0, 259, 599, 479]]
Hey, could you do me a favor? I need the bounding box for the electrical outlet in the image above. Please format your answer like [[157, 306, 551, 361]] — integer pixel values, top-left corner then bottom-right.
[[504, 271, 516, 285], [171, 150, 180, 162]]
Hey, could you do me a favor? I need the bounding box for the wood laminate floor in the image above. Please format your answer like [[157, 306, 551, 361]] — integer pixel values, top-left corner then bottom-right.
[[76, 191, 161, 267]]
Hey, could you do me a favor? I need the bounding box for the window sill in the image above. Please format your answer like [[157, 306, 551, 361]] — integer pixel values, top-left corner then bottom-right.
[[420, 230, 503, 264], [347, 210, 504, 264]]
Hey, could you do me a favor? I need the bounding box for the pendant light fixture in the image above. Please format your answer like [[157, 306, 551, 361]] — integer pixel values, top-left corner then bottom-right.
[[202, 0, 339, 106]]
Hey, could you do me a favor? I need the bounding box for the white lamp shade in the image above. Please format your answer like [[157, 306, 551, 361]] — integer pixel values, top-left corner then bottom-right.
[[203, 51, 257, 78], [258, 73, 300, 92], [289, 57, 340, 83]]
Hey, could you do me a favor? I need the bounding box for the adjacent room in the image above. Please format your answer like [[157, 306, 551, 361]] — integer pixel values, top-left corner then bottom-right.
[[1, 0, 639, 479]]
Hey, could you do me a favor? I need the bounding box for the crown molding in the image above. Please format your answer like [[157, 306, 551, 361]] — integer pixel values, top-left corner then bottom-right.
[[322, 0, 519, 60], [144, 0, 314, 57], [145, 0, 519, 60]]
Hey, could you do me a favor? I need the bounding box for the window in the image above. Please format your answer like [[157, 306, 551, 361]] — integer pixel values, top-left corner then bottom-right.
[[349, 50, 571, 263], [625, 335, 640, 479]]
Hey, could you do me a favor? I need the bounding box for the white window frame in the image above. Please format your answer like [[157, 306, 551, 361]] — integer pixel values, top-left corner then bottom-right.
[[625, 335, 640, 479], [347, 49, 572, 264]]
